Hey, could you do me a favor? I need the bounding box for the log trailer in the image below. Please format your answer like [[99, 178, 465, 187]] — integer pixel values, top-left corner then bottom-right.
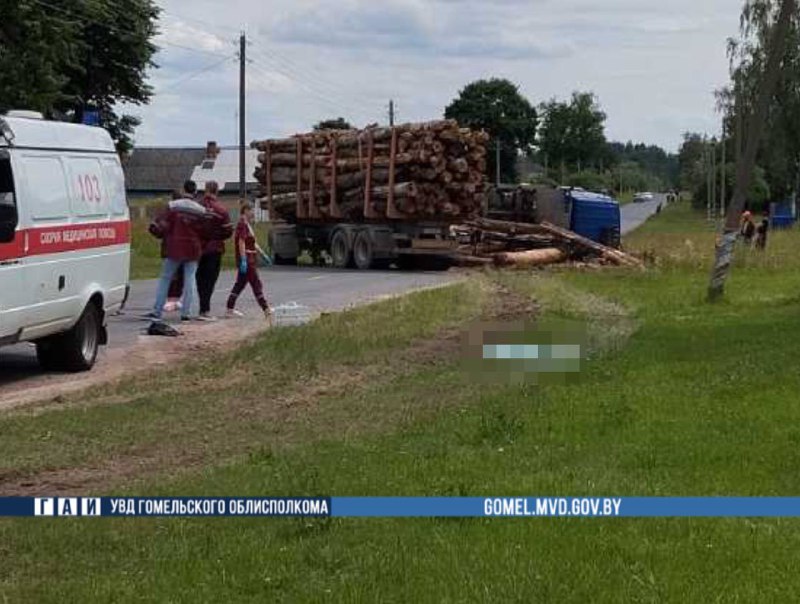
[[254, 121, 487, 270]]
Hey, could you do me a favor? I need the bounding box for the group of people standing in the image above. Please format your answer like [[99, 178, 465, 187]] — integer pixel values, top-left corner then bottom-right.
[[148, 179, 271, 327], [739, 210, 770, 250]]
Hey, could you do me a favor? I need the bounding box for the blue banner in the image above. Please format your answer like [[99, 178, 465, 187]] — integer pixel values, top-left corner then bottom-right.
[[3, 497, 800, 518]]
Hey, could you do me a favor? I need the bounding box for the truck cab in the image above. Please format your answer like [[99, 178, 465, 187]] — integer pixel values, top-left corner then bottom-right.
[[485, 185, 621, 248], [0, 112, 130, 371], [565, 190, 621, 248]]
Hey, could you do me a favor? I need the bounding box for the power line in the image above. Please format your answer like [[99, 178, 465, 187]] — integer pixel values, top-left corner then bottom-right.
[[28, 0, 233, 59], [248, 42, 384, 114], [160, 10, 242, 36], [247, 60, 358, 119], [158, 55, 235, 93], [27, 0, 148, 40], [158, 40, 231, 59], [248, 49, 380, 118]]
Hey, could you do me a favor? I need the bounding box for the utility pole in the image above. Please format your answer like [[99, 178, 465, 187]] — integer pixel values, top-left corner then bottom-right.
[[496, 138, 501, 186], [389, 100, 395, 127], [238, 31, 246, 199]]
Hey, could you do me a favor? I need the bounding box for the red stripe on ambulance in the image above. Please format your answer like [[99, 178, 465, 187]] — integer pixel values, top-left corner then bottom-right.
[[0, 220, 130, 261]]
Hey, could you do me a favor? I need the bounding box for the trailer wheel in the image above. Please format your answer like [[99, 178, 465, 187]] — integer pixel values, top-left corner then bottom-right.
[[36, 302, 101, 372], [353, 231, 375, 270], [330, 230, 352, 269]]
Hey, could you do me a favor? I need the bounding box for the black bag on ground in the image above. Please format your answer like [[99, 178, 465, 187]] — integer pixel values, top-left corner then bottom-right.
[[147, 321, 181, 337]]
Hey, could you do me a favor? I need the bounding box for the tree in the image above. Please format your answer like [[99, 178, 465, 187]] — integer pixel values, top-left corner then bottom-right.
[[610, 141, 678, 187], [708, 0, 797, 301], [314, 117, 353, 131], [538, 98, 572, 177], [539, 92, 608, 177], [445, 78, 537, 183], [565, 92, 608, 171], [677, 133, 708, 192], [0, 0, 159, 154]]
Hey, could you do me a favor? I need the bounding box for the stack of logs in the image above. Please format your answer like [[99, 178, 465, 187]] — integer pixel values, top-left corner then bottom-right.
[[252, 120, 488, 222], [458, 218, 645, 269]]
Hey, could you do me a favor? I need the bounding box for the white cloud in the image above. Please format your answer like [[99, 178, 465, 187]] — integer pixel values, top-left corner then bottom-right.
[[157, 18, 229, 54], [125, 0, 742, 151]]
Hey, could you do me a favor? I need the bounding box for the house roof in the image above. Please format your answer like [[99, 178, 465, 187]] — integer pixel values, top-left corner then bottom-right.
[[123, 147, 207, 193], [190, 148, 260, 193]]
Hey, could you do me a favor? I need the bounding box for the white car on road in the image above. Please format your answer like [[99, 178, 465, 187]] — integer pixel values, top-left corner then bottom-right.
[[633, 192, 654, 203]]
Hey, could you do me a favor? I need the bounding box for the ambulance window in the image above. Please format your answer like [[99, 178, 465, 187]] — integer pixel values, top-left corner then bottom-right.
[[0, 155, 14, 197], [24, 156, 70, 221], [0, 154, 17, 243], [101, 159, 128, 216]]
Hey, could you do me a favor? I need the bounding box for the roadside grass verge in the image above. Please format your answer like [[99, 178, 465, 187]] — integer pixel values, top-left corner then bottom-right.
[[5, 203, 800, 600], [0, 281, 484, 482]]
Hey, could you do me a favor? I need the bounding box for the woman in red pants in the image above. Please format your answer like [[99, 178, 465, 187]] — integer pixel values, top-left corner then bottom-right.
[[226, 202, 272, 323]]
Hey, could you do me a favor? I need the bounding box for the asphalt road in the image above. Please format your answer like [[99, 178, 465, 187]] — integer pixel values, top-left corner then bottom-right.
[[621, 193, 666, 235], [0, 195, 665, 385], [0, 266, 460, 381]]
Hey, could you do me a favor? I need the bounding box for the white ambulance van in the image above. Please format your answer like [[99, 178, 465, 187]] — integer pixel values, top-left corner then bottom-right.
[[0, 112, 130, 371]]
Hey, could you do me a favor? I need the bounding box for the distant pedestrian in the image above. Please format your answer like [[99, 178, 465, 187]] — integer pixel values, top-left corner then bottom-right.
[[226, 201, 272, 323], [196, 181, 232, 319], [740, 211, 756, 246], [755, 217, 770, 250]]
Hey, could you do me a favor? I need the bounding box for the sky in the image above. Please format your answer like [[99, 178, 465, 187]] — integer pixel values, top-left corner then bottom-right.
[[128, 0, 743, 152]]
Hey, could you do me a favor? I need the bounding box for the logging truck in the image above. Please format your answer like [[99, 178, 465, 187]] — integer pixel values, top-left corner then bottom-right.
[[254, 121, 488, 270], [253, 122, 620, 270]]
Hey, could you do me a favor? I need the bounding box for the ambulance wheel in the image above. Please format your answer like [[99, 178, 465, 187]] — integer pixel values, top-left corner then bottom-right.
[[36, 303, 101, 372]]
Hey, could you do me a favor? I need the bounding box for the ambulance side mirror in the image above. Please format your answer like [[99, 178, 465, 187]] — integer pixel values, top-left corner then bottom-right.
[[0, 192, 17, 243]]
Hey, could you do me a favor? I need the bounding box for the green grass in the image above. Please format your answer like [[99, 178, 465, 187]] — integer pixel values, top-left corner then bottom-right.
[[0, 281, 483, 478], [129, 218, 274, 280], [4, 202, 800, 600]]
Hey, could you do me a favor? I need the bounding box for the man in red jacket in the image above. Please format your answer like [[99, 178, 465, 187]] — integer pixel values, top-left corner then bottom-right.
[[150, 197, 212, 321], [196, 181, 231, 319]]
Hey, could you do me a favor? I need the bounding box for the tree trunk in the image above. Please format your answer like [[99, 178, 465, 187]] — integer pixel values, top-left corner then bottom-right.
[[493, 248, 566, 268], [708, 0, 797, 301]]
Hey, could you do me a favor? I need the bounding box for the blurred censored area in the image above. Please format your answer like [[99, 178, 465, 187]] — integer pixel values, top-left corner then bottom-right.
[[461, 318, 587, 384]]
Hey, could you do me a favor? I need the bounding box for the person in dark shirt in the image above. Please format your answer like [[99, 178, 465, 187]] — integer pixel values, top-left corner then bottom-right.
[[755, 217, 770, 250], [150, 193, 211, 321], [740, 211, 756, 246], [196, 181, 231, 319], [226, 202, 271, 323], [164, 188, 187, 312]]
